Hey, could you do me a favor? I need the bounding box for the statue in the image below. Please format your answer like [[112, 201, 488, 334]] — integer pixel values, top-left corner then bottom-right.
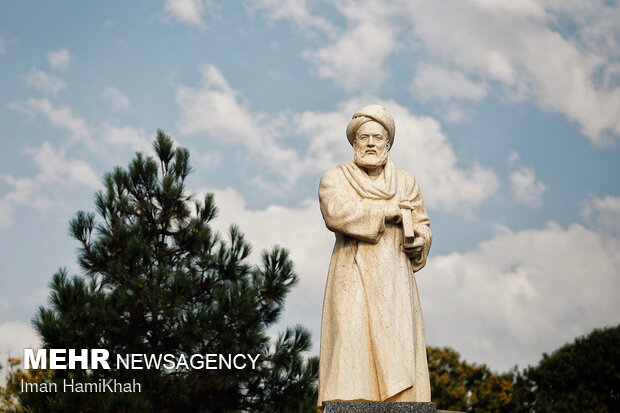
[[317, 105, 432, 409]]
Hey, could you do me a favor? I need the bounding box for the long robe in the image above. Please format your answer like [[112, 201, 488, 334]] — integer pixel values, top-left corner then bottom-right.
[[317, 157, 432, 408]]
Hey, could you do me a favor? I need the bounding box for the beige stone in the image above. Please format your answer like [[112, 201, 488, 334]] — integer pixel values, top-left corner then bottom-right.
[[318, 105, 432, 409]]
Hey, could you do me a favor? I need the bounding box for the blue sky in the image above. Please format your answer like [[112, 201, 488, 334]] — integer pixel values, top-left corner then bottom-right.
[[1, 0, 619, 374]]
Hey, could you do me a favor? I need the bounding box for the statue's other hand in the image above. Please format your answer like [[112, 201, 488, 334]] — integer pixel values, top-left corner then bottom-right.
[[403, 237, 425, 258], [384, 204, 402, 224]]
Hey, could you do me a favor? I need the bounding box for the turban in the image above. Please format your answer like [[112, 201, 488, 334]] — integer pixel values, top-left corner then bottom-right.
[[346, 104, 395, 148]]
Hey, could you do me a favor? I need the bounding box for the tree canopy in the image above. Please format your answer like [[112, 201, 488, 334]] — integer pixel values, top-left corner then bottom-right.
[[428, 324, 620, 413], [516, 324, 620, 413], [428, 346, 515, 412]]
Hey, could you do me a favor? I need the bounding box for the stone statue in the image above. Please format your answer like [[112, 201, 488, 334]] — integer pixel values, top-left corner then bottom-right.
[[317, 105, 432, 409]]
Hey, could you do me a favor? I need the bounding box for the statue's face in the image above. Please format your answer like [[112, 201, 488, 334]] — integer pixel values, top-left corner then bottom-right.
[[353, 121, 390, 169]]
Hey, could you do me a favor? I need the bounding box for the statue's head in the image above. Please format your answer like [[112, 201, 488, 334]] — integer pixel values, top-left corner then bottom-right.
[[346, 105, 395, 169]]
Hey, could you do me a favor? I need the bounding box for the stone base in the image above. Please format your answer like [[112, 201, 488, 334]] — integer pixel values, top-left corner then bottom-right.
[[324, 401, 436, 412]]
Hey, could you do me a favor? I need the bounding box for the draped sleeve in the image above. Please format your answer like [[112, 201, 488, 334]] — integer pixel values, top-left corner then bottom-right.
[[401, 171, 432, 272], [318, 168, 387, 244], [407, 174, 433, 272]]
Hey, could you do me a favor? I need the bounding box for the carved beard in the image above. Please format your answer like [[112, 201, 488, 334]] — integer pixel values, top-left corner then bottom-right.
[[354, 147, 389, 169]]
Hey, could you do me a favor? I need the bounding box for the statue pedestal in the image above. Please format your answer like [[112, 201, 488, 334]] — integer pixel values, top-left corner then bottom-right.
[[324, 401, 437, 412]]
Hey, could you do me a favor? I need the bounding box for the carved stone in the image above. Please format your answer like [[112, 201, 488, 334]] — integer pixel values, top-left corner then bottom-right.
[[318, 105, 433, 409], [324, 401, 436, 412]]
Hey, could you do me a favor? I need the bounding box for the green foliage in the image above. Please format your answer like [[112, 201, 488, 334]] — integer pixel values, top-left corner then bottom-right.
[[514, 324, 620, 413], [23, 131, 318, 412], [428, 346, 516, 413], [1, 356, 54, 413], [430, 325, 620, 413]]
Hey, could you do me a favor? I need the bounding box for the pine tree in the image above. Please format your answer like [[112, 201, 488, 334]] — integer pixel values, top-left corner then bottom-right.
[[22, 131, 318, 412]]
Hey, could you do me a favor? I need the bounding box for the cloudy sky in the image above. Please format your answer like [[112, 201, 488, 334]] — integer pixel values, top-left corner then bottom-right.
[[1, 0, 619, 375]]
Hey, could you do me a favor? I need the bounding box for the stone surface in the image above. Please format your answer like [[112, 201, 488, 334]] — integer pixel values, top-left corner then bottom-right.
[[318, 105, 434, 406], [324, 401, 436, 412]]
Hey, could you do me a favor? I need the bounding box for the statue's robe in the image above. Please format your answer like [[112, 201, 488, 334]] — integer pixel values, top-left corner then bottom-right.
[[317, 156, 432, 408]]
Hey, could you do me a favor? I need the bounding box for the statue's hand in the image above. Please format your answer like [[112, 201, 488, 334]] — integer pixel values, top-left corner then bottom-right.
[[384, 203, 402, 224], [403, 237, 425, 258]]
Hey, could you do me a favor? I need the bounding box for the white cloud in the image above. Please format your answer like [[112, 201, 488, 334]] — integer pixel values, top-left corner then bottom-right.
[[506, 150, 520, 167], [421, 220, 620, 371], [0, 142, 99, 229], [47, 48, 70, 71], [411, 65, 488, 102], [0, 172, 52, 229], [9, 98, 90, 143], [440, 103, 468, 124], [303, 23, 398, 92], [0, 321, 41, 384], [177, 65, 254, 140], [2, 97, 102, 229], [178, 66, 498, 208], [101, 123, 152, 154], [177, 64, 305, 187], [197, 152, 222, 169], [163, 0, 209, 28], [470, 0, 546, 18], [256, 0, 620, 142], [388, 105, 500, 210], [403, 0, 620, 142], [23, 67, 66, 95], [510, 167, 547, 206], [295, 0, 401, 90], [543, 1, 620, 61], [102, 86, 131, 111], [472, 0, 545, 19], [507, 152, 547, 206], [248, 0, 334, 33], [27, 142, 100, 188], [410, 65, 488, 123], [0, 167, 44, 231], [581, 195, 620, 236], [1, 174, 52, 210]]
